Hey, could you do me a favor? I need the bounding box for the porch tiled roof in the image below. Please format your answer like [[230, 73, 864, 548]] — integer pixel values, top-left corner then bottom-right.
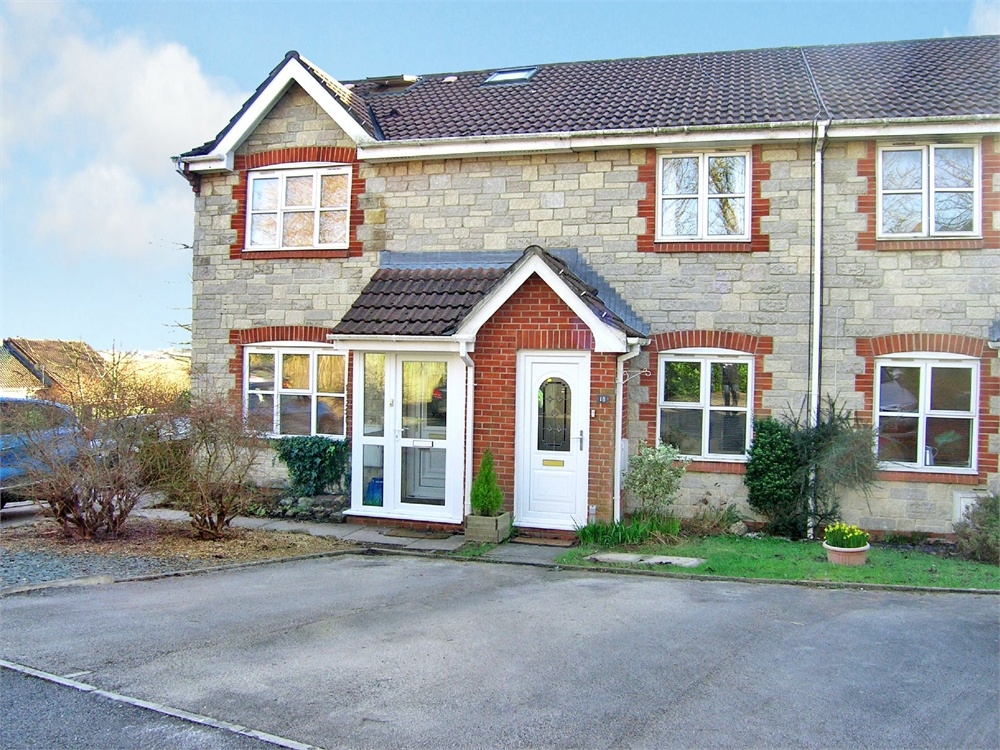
[[332, 267, 506, 336]]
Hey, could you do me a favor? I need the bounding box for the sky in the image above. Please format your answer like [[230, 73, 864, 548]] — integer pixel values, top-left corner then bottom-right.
[[1, 0, 998, 353]]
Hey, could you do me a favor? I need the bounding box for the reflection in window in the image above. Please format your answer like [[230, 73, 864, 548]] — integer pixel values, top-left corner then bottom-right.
[[876, 359, 977, 469], [538, 378, 571, 452], [659, 354, 751, 458], [878, 145, 977, 237]]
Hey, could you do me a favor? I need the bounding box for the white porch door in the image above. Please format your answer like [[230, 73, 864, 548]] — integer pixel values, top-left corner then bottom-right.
[[515, 352, 590, 530]]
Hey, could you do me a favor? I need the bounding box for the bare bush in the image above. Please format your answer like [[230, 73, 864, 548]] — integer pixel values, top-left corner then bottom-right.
[[154, 396, 268, 539]]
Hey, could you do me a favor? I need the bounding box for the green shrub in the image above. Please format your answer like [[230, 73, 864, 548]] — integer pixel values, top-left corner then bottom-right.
[[469, 449, 504, 516], [273, 436, 351, 497], [622, 441, 687, 519], [954, 493, 1000, 565], [744, 398, 878, 539]]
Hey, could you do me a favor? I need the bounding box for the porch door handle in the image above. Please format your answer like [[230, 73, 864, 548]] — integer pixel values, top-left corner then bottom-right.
[[575, 430, 584, 451]]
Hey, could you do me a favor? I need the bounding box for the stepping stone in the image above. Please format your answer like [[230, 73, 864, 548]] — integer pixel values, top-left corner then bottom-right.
[[588, 553, 705, 568]]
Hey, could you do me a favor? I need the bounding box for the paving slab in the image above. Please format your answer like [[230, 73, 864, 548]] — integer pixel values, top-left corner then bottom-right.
[[483, 542, 565, 565], [402, 535, 466, 552], [589, 552, 705, 568]]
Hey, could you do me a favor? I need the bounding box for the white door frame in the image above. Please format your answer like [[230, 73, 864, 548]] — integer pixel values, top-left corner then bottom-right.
[[514, 351, 590, 530], [349, 352, 466, 524]]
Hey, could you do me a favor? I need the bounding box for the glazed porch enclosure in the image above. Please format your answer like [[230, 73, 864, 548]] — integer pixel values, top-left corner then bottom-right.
[[328, 247, 647, 532]]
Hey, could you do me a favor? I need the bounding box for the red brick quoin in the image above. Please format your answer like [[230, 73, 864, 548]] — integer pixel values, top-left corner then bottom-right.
[[471, 274, 620, 527], [855, 333, 998, 485], [637, 146, 772, 254], [229, 147, 366, 260], [637, 330, 775, 475]]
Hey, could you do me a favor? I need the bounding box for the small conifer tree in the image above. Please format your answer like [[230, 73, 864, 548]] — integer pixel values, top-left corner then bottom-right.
[[469, 449, 504, 516]]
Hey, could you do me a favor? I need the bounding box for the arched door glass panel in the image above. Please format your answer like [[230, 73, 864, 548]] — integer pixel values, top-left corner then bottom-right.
[[537, 378, 571, 452]]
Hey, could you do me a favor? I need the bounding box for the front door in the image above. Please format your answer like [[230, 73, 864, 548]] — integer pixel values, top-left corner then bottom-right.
[[515, 352, 590, 530]]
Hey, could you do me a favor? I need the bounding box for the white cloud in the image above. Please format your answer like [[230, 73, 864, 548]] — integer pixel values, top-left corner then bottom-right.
[[968, 0, 1000, 34], [0, 0, 247, 261]]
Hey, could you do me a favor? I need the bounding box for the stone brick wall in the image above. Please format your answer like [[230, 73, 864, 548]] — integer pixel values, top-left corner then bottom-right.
[[186, 83, 998, 533]]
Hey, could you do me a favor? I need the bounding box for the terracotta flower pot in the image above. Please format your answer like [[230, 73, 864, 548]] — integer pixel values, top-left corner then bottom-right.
[[823, 541, 870, 566]]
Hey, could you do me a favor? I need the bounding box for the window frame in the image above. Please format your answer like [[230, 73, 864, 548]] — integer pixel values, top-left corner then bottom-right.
[[246, 164, 352, 251], [874, 353, 979, 474], [243, 345, 347, 438], [656, 349, 754, 461], [655, 151, 751, 242], [876, 143, 980, 240]]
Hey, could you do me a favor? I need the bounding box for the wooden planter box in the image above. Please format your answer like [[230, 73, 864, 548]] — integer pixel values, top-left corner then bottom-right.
[[465, 512, 512, 544]]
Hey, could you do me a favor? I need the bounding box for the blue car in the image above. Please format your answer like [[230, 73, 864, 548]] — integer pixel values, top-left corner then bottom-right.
[[0, 398, 81, 507]]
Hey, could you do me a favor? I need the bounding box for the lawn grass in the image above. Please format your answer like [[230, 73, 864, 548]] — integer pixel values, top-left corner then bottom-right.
[[556, 536, 999, 590]]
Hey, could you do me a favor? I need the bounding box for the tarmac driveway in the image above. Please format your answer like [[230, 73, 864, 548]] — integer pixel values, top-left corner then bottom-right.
[[1, 553, 997, 749]]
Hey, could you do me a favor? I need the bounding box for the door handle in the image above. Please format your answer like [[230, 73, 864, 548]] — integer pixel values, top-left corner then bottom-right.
[[575, 430, 584, 451]]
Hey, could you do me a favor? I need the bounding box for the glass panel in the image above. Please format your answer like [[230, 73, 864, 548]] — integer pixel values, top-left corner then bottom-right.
[[711, 362, 747, 407], [282, 211, 314, 247], [250, 214, 277, 246], [251, 177, 278, 210], [934, 147, 974, 188], [321, 174, 350, 206], [537, 378, 571, 452], [315, 396, 344, 436], [933, 192, 973, 233], [877, 416, 919, 462], [402, 361, 448, 436], [661, 198, 698, 236], [663, 361, 701, 403], [708, 411, 747, 455], [708, 197, 744, 235], [661, 157, 699, 194], [317, 354, 345, 393], [707, 155, 745, 194], [281, 353, 309, 390], [536, 378, 571, 452], [362, 445, 384, 506], [285, 175, 313, 207], [247, 353, 274, 391], [881, 194, 923, 234], [926, 417, 972, 468], [319, 211, 349, 244], [364, 353, 385, 437], [882, 150, 923, 190], [930, 367, 972, 412], [879, 366, 920, 413], [400, 447, 446, 505], [279, 395, 312, 435], [660, 408, 702, 455], [246, 393, 274, 433]]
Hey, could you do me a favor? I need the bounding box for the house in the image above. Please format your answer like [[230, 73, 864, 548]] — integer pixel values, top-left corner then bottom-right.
[[175, 36, 999, 537], [2, 338, 106, 405]]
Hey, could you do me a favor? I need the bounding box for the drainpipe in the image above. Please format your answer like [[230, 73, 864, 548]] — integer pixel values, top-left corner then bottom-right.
[[808, 119, 830, 539], [614, 339, 647, 522], [809, 119, 829, 429], [458, 338, 475, 517]]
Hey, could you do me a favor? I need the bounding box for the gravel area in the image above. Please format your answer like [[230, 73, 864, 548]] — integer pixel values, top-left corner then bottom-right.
[[1, 548, 209, 588], [1, 516, 356, 590]]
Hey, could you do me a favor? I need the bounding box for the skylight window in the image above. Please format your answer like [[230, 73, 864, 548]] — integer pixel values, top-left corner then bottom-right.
[[484, 67, 537, 84]]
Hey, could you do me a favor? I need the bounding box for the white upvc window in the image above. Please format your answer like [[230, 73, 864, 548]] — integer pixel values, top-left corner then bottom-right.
[[244, 346, 347, 437], [657, 350, 753, 460], [877, 144, 979, 238], [875, 354, 978, 472], [656, 152, 750, 241], [247, 165, 351, 250]]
